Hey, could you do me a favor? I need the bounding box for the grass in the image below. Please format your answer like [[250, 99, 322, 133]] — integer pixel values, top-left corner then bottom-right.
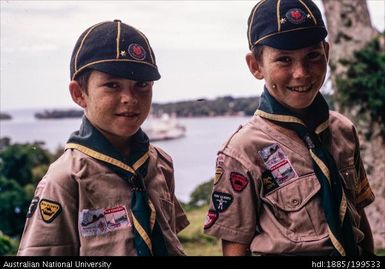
[[178, 205, 222, 256], [178, 206, 385, 257]]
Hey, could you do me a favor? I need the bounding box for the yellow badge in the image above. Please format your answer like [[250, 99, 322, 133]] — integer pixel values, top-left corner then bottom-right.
[[39, 199, 62, 223], [214, 167, 224, 185]]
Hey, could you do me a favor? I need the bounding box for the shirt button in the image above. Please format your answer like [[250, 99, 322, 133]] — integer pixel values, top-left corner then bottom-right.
[[291, 199, 300, 206]]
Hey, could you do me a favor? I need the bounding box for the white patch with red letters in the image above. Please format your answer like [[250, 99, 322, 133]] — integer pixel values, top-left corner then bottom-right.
[[258, 144, 297, 185], [79, 205, 131, 237]]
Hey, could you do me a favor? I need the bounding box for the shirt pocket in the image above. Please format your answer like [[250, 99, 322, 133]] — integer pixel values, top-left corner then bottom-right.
[[261, 173, 328, 242], [159, 198, 176, 231], [339, 165, 358, 194]]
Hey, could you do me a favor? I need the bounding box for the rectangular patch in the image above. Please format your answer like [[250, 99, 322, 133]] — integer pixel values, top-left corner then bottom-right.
[[259, 144, 297, 185], [79, 205, 131, 237]]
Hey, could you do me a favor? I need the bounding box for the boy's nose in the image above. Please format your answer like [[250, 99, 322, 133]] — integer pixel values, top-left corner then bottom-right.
[[292, 62, 310, 79], [121, 88, 138, 105]]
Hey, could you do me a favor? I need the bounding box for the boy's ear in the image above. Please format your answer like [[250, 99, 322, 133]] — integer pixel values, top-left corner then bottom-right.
[[69, 81, 87, 108], [246, 52, 264, 80]]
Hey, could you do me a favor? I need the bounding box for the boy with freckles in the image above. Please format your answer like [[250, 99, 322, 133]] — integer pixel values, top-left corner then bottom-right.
[[18, 20, 189, 256], [204, 0, 375, 256]]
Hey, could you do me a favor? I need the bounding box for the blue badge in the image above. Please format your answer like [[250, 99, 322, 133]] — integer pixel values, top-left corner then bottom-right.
[[212, 192, 233, 212], [286, 8, 307, 24]]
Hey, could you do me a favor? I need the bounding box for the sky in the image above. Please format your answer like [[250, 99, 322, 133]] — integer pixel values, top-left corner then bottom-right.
[[1, 0, 384, 110]]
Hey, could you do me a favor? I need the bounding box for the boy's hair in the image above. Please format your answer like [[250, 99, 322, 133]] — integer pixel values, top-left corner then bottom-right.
[[75, 69, 93, 93], [252, 46, 264, 62]]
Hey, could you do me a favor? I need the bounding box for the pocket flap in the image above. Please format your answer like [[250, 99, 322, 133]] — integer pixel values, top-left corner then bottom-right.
[[264, 174, 321, 212]]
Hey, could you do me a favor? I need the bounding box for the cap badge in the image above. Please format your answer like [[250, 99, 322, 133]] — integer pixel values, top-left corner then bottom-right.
[[286, 8, 306, 24], [128, 43, 146, 60]]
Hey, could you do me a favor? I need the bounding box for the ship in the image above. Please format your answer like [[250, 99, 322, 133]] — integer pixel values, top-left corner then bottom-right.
[[143, 114, 186, 142]]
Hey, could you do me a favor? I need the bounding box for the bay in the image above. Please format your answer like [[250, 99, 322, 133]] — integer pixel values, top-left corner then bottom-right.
[[0, 109, 250, 202]]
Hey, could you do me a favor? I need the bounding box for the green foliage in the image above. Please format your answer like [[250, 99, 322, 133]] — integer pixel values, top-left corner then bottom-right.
[[178, 205, 221, 256], [0, 231, 18, 256], [0, 139, 54, 239], [0, 176, 31, 237], [337, 33, 385, 136], [187, 179, 213, 209], [0, 141, 51, 186]]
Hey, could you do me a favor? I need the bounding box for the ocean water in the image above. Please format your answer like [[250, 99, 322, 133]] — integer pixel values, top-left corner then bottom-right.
[[0, 109, 250, 202]]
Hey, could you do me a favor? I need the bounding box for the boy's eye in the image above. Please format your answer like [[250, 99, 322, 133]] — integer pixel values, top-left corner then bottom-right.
[[307, 52, 322, 60], [104, 82, 119, 89], [135, 81, 150, 88], [276, 56, 291, 63]]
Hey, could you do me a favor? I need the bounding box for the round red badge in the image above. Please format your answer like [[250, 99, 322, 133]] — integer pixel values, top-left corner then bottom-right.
[[128, 43, 146, 60], [286, 8, 306, 24]]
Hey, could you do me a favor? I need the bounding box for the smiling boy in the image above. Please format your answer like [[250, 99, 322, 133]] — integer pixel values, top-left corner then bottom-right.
[[204, 0, 375, 256], [18, 20, 189, 256]]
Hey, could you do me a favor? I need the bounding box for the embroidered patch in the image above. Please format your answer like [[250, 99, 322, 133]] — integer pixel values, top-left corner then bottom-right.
[[204, 209, 218, 229], [286, 8, 306, 24], [230, 172, 248, 192], [258, 144, 297, 185], [216, 155, 225, 167], [79, 205, 131, 237], [128, 43, 146, 60], [39, 199, 62, 223], [214, 167, 224, 185], [104, 205, 131, 231], [212, 192, 233, 212], [26, 196, 39, 218], [261, 170, 279, 195]]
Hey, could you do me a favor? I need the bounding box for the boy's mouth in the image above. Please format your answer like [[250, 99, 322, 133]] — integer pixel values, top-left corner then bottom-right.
[[287, 83, 314, 93], [116, 112, 140, 118]]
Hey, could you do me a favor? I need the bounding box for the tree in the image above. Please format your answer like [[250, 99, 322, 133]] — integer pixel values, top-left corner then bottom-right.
[[322, 0, 385, 250], [0, 142, 51, 186], [0, 176, 31, 237], [322, 0, 378, 107]]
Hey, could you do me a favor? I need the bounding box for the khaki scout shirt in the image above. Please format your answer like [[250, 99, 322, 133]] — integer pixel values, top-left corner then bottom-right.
[[204, 111, 375, 255], [18, 145, 189, 256]]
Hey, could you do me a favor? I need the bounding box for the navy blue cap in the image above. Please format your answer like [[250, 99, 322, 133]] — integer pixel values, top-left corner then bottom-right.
[[247, 0, 328, 50], [70, 20, 160, 81]]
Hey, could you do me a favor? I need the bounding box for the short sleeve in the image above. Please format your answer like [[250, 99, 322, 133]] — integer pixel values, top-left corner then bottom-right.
[[352, 128, 375, 209], [203, 152, 258, 244], [17, 170, 79, 256], [174, 197, 190, 234]]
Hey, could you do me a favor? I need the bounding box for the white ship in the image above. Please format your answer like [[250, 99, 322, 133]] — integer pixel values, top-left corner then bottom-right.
[[143, 114, 186, 142]]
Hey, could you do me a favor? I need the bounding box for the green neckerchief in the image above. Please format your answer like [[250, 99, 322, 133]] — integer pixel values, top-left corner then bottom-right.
[[256, 87, 358, 256], [65, 116, 168, 256]]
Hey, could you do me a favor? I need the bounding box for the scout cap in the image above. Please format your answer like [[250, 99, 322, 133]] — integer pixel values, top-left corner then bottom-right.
[[247, 0, 328, 50], [70, 20, 160, 81]]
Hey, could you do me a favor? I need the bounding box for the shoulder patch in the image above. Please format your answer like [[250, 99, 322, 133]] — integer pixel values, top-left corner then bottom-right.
[[212, 191, 233, 212], [214, 167, 224, 185], [204, 209, 219, 229], [230, 172, 248, 192], [39, 199, 62, 223], [26, 196, 40, 218]]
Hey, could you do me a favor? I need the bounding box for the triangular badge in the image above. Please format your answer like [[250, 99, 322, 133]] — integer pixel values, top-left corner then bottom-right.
[[39, 199, 62, 223]]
